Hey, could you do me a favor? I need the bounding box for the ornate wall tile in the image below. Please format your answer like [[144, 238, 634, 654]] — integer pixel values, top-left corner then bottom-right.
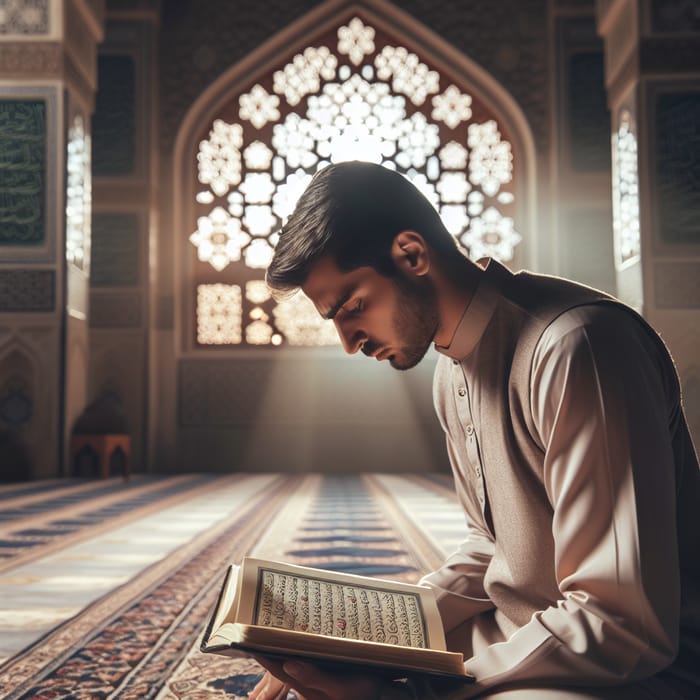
[[641, 37, 700, 73], [89, 291, 143, 327], [0, 41, 61, 74], [567, 50, 610, 171], [650, 1, 700, 33], [90, 213, 140, 287], [0, 347, 34, 431], [655, 91, 700, 245], [92, 55, 136, 176], [0, 99, 45, 245], [0, 270, 54, 311], [0, 382, 32, 427], [654, 262, 700, 308], [555, 17, 610, 173], [0, 0, 49, 35], [178, 359, 273, 425]]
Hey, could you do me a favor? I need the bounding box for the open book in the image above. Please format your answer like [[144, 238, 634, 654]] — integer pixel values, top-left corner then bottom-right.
[[201, 557, 472, 681]]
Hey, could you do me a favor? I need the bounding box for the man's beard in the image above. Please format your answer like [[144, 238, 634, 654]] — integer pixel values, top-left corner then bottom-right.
[[389, 274, 439, 370]]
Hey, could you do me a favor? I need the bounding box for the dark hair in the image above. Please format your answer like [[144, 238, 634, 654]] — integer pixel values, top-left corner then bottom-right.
[[266, 161, 459, 296]]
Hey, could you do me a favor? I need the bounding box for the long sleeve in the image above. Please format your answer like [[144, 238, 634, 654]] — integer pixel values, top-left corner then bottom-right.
[[451, 304, 682, 697], [415, 302, 688, 700]]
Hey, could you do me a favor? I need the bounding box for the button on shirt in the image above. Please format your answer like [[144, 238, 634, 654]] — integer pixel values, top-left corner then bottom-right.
[[415, 259, 700, 698]]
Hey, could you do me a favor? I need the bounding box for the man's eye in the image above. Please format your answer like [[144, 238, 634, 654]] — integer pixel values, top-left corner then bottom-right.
[[345, 301, 362, 317]]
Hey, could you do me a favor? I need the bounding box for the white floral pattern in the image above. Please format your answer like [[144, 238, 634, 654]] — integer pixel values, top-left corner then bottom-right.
[[439, 141, 469, 170], [461, 206, 521, 261], [467, 120, 513, 197], [239, 173, 276, 203], [190, 206, 251, 271], [239, 84, 280, 129], [243, 141, 273, 170], [197, 120, 243, 197], [337, 17, 375, 66], [273, 46, 338, 106], [374, 46, 440, 106], [432, 85, 472, 129]]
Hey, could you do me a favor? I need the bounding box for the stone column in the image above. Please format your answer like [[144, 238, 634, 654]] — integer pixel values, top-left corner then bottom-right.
[[0, 0, 104, 479], [597, 0, 700, 443], [88, 0, 159, 473]]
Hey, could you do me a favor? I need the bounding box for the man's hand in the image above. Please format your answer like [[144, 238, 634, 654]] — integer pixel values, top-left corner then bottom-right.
[[248, 669, 292, 700], [248, 657, 411, 700]]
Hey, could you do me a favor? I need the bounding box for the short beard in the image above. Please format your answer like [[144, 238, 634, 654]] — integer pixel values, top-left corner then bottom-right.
[[390, 274, 439, 370]]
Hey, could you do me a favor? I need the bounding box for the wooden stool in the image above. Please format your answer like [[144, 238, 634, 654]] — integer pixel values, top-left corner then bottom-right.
[[71, 433, 131, 480]]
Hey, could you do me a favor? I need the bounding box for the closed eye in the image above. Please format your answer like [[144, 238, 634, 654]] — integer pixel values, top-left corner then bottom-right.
[[347, 300, 362, 316], [342, 301, 362, 318]]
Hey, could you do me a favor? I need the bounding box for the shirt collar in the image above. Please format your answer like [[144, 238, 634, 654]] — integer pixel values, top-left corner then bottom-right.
[[434, 258, 512, 361]]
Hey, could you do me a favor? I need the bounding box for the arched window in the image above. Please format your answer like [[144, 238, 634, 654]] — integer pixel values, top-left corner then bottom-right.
[[188, 15, 521, 348]]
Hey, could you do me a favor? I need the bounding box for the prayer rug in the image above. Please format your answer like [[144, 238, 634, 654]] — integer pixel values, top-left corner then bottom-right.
[[0, 473, 461, 700]]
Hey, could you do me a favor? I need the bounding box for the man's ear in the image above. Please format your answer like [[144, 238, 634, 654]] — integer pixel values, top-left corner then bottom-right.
[[390, 230, 430, 277]]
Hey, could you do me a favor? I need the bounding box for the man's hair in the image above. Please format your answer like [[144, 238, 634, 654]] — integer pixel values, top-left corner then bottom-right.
[[266, 161, 459, 296]]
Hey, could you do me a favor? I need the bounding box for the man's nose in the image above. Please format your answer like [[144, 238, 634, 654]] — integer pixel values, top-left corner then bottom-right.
[[334, 319, 367, 354]]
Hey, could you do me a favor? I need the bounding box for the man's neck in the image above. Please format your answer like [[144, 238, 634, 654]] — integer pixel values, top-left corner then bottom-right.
[[432, 255, 483, 348]]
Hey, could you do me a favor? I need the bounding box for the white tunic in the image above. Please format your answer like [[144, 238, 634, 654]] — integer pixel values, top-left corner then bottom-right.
[[413, 259, 700, 699]]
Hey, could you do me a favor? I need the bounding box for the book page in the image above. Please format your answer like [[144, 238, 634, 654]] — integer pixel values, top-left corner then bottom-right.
[[252, 565, 429, 649]]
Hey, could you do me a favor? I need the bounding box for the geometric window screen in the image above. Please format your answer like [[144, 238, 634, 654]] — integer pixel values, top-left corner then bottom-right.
[[611, 110, 640, 270], [191, 16, 520, 346], [66, 114, 92, 270]]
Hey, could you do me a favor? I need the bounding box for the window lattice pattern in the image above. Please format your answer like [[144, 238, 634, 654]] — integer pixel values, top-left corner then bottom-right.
[[196, 284, 242, 345], [191, 16, 520, 347], [612, 111, 640, 269], [66, 115, 91, 271]]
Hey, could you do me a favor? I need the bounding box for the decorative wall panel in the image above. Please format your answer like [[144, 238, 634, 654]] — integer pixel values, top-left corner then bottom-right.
[[655, 91, 700, 245], [654, 262, 700, 309], [0, 349, 33, 429], [0, 269, 54, 311], [92, 55, 136, 176], [91, 212, 140, 286], [0, 99, 45, 245], [179, 359, 272, 425], [650, 1, 700, 33], [0, 42, 61, 74], [0, 0, 49, 35], [90, 291, 142, 327], [567, 51, 610, 171], [556, 17, 610, 173]]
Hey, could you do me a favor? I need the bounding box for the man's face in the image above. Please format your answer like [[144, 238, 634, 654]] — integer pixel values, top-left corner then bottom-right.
[[301, 256, 439, 370]]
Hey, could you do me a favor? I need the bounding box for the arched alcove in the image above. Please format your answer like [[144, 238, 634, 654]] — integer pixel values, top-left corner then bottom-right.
[[0, 339, 46, 479], [173, 0, 538, 355], [166, 0, 539, 473]]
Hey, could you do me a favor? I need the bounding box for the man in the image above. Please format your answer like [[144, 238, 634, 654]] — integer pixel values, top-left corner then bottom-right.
[[249, 161, 700, 699]]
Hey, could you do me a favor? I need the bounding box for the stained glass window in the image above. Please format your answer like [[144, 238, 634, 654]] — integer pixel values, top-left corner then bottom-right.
[[190, 16, 521, 347]]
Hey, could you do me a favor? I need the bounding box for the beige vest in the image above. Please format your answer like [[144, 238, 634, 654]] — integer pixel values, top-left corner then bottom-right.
[[436, 269, 629, 629]]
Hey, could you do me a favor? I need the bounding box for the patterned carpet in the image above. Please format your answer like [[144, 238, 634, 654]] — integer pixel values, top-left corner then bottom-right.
[[0, 473, 464, 699]]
